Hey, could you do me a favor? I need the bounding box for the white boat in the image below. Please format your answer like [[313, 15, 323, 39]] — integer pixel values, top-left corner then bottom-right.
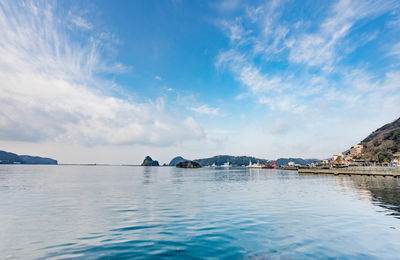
[[246, 160, 263, 168], [221, 160, 231, 167]]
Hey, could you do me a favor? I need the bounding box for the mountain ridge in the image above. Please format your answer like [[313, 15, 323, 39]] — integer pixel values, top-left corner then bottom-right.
[[358, 117, 400, 162], [0, 150, 57, 164], [183, 155, 320, 167]]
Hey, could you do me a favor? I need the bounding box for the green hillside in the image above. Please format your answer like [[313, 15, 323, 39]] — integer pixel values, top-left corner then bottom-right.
[[359, 117, 400, 162]]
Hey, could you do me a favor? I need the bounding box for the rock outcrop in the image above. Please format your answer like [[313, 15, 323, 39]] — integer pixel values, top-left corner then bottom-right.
[[141, 156, 159, 166], [169, 156, 187, 166], [176, 161, 201, 168]]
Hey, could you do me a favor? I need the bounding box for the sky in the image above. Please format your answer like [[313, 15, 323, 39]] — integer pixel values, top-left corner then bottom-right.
[[1, 0, 400, 164]]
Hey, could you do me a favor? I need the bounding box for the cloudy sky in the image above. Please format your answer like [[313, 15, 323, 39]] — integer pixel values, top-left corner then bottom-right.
[[1, 0, 400, 164]]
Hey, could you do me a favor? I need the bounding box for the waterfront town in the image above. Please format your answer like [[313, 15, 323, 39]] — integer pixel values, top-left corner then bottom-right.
[[325, 144, 400, 167]]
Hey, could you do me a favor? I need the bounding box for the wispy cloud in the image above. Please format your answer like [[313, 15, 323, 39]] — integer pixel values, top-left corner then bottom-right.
[[69, 14, 92, 30], [0, 1, 205, 146], [269, 119, 290, 135], [215, 0, 400, 115], [216, 50, 285, 93], [389, 42, 400, 57], [212, 0, 241, 14], [216, 50, 303, 113], [288, 0, 398, 69], [154, 75, 162, 80], [189, 104, 220, 116], [213, 0, 400, 159]]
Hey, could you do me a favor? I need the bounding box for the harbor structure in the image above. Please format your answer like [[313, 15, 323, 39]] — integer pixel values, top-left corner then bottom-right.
[[221, 160, 231, 168]]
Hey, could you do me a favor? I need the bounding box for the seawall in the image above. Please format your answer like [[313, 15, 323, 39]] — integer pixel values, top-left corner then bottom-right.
[[298, 167, 400, 177]]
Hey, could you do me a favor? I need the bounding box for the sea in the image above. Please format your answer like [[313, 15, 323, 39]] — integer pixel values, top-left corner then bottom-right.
[[1, 165, 399, 259]]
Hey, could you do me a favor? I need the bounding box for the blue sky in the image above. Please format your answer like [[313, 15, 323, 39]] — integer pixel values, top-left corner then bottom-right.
[[1, 0, 400, 164]]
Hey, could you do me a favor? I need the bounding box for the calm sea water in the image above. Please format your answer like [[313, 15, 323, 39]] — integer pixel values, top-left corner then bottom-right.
[[1, 165, 399, 259]]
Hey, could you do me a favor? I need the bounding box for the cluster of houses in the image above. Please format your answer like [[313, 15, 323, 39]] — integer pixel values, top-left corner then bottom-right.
[[284, 144, 400, 168], [326, 144, 400, 167]]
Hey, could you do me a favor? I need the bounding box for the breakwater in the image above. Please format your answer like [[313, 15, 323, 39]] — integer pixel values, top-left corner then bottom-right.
[[298, 167, 400, 177]]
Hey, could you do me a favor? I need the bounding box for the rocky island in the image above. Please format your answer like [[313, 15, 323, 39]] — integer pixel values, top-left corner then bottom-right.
[[141, 156, 159, 166], [176, 161, 201, 168], [168, 156, 188, 166]]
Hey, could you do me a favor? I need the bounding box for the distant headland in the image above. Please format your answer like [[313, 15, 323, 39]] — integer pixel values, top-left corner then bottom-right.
[[0, 150, 57, 165]]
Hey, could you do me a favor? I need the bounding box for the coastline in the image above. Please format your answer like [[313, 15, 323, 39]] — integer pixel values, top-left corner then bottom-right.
[[298, 167, 400, 177]]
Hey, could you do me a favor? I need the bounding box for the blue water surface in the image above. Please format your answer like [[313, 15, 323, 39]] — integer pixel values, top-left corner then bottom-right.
[[0, 165, 399, 259]]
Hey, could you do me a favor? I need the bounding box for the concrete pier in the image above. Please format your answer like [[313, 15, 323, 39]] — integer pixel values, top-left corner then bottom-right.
[[298, 167, 400, 177]]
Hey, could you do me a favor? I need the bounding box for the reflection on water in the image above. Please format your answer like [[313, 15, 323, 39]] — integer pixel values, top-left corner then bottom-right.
[[0, 165, 399, 259], [142, 166, 154, 184], [313, 174, 400, 218], [347, 176, 400, 218]]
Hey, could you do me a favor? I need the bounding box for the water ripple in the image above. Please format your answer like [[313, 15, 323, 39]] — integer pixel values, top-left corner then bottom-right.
[[0, 165, 399, 259]]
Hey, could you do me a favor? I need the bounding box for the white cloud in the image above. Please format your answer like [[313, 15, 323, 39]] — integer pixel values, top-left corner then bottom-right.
[[212, 0, 241, 14], [154, 75, 162, 80], [258, 96, 306, 113], [70, 15, 92, 30], [216, 50, 305, 113], [388, 10, 400, 29], [215, 0, 400, 117], [216, 50, 285, 94], [0, 1, 205, 146], [389, 42, 400, 57], [269, 119, 289, 135], [288, 0, 398, 68], [189, 104, 220, 116]]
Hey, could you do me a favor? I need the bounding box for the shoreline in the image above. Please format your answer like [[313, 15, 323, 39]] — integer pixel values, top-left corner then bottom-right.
[[298, 167, 400, 177]]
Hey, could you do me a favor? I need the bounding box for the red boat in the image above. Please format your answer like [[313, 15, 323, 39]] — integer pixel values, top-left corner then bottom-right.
[[262, 160, 276, 169]]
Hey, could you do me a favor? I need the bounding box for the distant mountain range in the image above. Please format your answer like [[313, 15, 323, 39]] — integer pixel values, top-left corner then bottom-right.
[[168, 155, 319, 167], [0, 150, 57, 165], [358, 117, 400, 162], [193, 155, 270, 166], [275, 158, 320, 167]]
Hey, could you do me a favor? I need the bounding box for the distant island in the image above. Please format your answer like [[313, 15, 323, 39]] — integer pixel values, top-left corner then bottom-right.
[[0, 150, 57, 165], [176, 161, 201, 168], [167, 155, 319, 167], [169, 156, 188, 166], [141, 156, 159, 166]]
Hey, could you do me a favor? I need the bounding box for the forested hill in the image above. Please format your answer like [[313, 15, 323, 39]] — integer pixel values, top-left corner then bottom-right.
[[275, 158, 320, 167], [0, 150, 57, 164], [359, 117, 400, 162], [194, 155, 270, 166], [186, 155, 320, 167]]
